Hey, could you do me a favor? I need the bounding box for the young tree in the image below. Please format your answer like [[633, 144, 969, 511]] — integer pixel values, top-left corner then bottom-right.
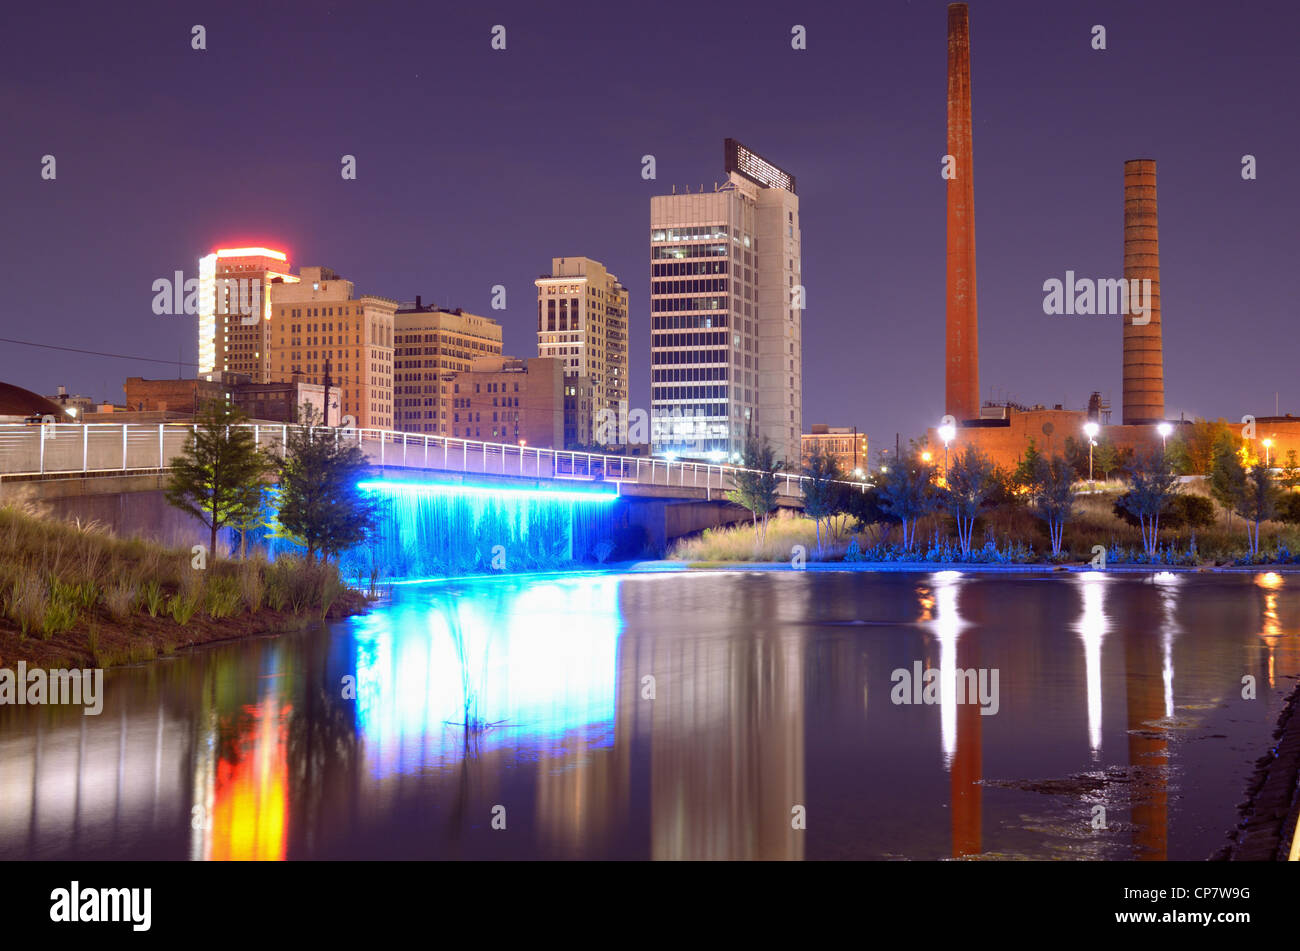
[[877, 450, 937, 551], [229, 483, 270, 559], [1164, 434, 1192, 476], [1279, 449, 1300, 492], [801, 443, 843, 553], [1180, 419, 1234, 475], [1236, 464, 1277, 556], [274, 405, 379, 560], [840, 483, 892, 543], [943, 446, 996, 557], [1062, 435, 1090, 482], [1091, 439, 1118, 482], [1011, 438, 1043, 493], [1030, 455, 1075, 556], [165, 400, 267, 556], [1208, 434, 1247, 531], [725, 436, 781, 546], [1118, 449, 1180, 556]]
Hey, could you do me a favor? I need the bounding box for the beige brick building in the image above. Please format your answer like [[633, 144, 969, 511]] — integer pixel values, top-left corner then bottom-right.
[[267, 266, 397, 429], [393, 299, 503, 435], [802, 425, 868, 476], [535, 257, 628, 444], [198, 247, 300, 384], [448, 356, 564, 449]]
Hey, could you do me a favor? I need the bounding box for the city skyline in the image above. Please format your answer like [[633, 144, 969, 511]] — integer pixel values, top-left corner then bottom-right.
[[2, 0, 1296, 451]]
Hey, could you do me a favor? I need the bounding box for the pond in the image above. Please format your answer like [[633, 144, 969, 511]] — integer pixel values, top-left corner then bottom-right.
[[2, 569, 1295, 860]]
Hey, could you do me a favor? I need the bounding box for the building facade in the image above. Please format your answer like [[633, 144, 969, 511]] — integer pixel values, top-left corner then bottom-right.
[[393, 299, 503, 435], [124, 375, 325, 423], [649, 139, 802, 463], [197, 247, 300, 384], [535, 257, 628, 446], [266, 266, 396, 429], [563, 375, 594, 450], [448, 356, 564, 449], [802, 425, 868, 476]]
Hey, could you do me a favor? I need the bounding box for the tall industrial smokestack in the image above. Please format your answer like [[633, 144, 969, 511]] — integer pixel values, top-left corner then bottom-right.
[[945, 2, 979, 422], [1122, 159, 1164, 424]]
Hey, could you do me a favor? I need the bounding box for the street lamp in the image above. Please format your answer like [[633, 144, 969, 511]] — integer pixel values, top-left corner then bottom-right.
[[1263, 438, 1273, 467], [938, 421, 956, 476], [1083, 421, 1100, 489], [1157, 421, 1172, 452]]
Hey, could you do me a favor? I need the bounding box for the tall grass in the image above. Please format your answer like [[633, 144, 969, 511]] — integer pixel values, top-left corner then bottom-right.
[[0, 504, 362, 657], [671, 485, 1300, 566]]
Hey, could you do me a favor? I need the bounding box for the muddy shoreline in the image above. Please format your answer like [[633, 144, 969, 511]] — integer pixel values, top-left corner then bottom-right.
[[0, 589, 370, 671], [1217, 678, 1300, 861]]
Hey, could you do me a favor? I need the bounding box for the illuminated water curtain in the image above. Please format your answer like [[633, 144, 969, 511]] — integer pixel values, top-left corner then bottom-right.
[[353, 480, 618, 579]]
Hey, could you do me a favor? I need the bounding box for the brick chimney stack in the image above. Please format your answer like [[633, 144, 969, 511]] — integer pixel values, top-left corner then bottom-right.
[[1122, 159, 1164, 424], [945, 3, 980, 423]]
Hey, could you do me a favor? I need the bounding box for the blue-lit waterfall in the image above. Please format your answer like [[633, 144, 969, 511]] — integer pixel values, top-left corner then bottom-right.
[[347, 481, 620, 580]]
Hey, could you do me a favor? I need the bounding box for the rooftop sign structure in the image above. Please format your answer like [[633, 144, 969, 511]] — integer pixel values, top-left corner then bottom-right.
[[724, 138, 796, 195]]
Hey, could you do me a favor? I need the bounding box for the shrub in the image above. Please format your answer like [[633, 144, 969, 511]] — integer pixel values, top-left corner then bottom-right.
[[143, 580, 165, 617], [238, 560, 266, 612], [104, 581, 137, 620], [42, 582, 81, 639], [167, 590, 199, 625], [204, 574, 243, 619], [6, 570, 48, 636]]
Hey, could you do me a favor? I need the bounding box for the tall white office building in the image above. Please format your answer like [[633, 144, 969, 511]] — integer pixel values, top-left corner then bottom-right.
[[649, 139, 802, 464]]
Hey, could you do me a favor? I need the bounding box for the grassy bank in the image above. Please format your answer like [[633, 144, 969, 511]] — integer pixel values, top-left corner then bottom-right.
[[0, 504, 368, 670], [672, 484, 1300, 566]]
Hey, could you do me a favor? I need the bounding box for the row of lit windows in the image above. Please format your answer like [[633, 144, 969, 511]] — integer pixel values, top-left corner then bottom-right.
[[652, 279, 728, 295], [650, 225, 730, 242], [652, 331, 728, 348], [651, 296, 727, 313], [653, 367, 728, 382], [652, 261, 728, 277], [651, 314, 726, 330], [652, 348, 728, 365], [651, 244, 728, 260]]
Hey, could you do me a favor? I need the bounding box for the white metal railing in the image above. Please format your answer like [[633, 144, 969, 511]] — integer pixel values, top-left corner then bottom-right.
[[0, 422, 869, 499]]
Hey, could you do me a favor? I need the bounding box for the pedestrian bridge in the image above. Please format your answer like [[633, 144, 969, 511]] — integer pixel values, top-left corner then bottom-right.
[[0, 422, 826, 501], [0, 423, 861, 553]]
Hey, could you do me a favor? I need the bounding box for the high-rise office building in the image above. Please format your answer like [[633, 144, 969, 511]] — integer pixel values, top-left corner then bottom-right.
[[649, 139, 802, 463], [197, 247, 299, 384], [393, 298, 503, 435], [266, 266, 397, 429], [535, 257, 628, 447]]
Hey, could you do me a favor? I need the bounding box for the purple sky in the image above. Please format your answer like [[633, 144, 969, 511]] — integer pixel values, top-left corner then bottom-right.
[[1, 0, 1295, 448]]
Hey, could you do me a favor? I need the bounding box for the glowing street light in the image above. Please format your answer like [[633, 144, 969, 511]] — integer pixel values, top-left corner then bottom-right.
[[1156, 421, 1172, 452], [938, 420, 956, 476], [1263, 437, 1273, 467], [921, 450, 933, 463], [1083, 421, 1100, 489]]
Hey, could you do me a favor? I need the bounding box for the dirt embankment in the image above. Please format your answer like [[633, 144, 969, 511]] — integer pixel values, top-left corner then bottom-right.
[[0, 589, 369, 671]]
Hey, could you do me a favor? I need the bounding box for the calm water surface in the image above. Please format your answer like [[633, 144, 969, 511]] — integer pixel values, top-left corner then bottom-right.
[[3, 570, 1297, 860]]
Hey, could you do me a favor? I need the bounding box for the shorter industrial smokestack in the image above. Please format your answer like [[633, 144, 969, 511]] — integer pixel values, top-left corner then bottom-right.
[[1122, 159, 1164, 424]]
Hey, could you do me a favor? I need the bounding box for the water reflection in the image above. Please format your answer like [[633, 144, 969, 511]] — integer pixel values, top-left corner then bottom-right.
[[1075, 574, 1108, 757], [2, 571, 1299, 860]]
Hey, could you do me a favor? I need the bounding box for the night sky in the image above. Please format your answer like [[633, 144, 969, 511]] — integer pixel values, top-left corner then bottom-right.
[[2, 0, 1295, 448]]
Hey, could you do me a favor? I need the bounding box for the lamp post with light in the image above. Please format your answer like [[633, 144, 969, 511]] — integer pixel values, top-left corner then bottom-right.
[[1083, 421, 1100, 490], [1263, 438, 1273, 468], [1157, 422, 1172, 453], [938, 421, 956, 479]]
